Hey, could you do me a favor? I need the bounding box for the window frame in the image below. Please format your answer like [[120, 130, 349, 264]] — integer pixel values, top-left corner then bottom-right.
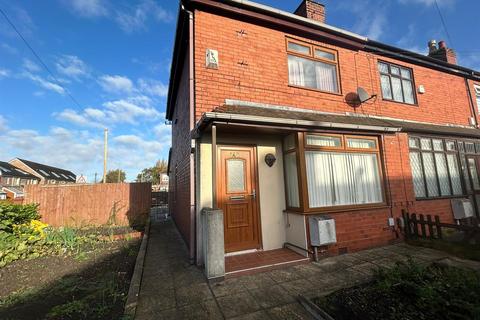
[[409, 136, 465, 199], [378, 60, 417, 106], [283, 132, 387, 214], [285, 38, 341, 95], [474, 84, 480, 114]]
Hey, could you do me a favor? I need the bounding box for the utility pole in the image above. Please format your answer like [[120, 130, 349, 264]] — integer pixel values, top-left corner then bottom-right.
[[103, 128, 108, 183]]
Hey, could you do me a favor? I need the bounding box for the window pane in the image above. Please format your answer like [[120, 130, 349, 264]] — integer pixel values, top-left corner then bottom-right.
[[315, 49, 335, 61], [410, 152, 426, 197], [446, 141, 456, 151], [391, 66, 400, 75], [447, 154, 463, 195], [378, 62, 388, 73], [306, 135, 341, 147], [284, 152, 300, 207], [434, 153, 451, 196], [288, 55, 338, 92], [380, 75, 392, 100], [401, 68, 411, 79], [314, 61, 338, 93], [347, 138, 376, 149], [391, 77, 404, 102], [422, 153, 439, 196], [409, 137, 419, 148], [420, 138, 432, 150], [460, 156, 471, 192], [306, 151, 383, 207], [475, 143, 480, 154], [227, 159, 245, 192], [465, 142, 475, 153], [288, 42, 310, 55], [468, 158, 480, 190], [283, 134, 296, 151], [432, 139, 444, 151], [402, 80, 415, 104]]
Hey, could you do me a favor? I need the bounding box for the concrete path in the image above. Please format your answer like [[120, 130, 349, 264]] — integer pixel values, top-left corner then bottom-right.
[[135, 219, 464, 319]]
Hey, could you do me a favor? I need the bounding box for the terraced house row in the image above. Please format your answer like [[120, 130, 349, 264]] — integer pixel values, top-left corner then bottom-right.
[[166, 0, 480, 277]]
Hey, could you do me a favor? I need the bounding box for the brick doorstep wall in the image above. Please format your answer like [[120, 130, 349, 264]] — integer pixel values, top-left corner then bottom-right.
[[194, 11, 478, 127], [169, 53, 192, 248], [192, 10, 463, 254]]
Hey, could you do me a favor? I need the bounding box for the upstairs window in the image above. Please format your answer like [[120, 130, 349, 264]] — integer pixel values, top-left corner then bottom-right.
[[378, 61, 416, 105], [286, 39, 340, 94], [474, 85, 480, 113]]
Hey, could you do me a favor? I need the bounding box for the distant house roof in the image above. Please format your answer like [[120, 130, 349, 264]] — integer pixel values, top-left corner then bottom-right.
[[0, 161, 39, 180], [14, 158, 76, 182], [2, 186, 24, 197]]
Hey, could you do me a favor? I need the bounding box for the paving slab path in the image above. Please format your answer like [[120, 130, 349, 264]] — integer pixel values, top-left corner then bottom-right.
[[135, 219, 466, 320]]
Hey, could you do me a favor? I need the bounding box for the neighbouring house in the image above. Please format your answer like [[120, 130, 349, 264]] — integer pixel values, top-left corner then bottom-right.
[[0, 161, 40, 187], [2, 186, 25, 199], [167, 0, 480, 274], [9, 158, 76, 185]]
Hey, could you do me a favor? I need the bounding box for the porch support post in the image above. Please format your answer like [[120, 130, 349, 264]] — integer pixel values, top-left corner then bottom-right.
[[212, 124, 217, 208]]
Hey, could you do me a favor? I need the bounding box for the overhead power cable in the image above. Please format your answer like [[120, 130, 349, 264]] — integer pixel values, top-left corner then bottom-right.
[[434, 0, 454, 48], [0, 6, 83, 110]]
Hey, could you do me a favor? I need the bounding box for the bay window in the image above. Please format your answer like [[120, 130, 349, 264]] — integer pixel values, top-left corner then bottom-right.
[[286, 38, 340, 94], [283, 133, 385, 212], [409, 137, 463, 199]]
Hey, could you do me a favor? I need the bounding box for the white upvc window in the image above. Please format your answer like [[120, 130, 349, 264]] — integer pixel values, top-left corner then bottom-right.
[[474, 85, 480, 113]]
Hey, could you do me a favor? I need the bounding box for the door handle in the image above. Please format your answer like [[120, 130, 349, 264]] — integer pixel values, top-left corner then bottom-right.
[[249, 189, 256, 200]]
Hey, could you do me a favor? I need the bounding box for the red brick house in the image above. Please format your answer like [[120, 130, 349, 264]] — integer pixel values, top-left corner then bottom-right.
[[167, 0, 480, 273]]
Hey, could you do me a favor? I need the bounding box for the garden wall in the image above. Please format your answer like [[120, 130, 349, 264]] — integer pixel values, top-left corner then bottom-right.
[[23, 183, 151, 227]]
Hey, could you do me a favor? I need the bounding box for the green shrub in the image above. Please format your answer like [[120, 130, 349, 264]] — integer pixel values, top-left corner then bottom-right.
[[0, 203, 40, 233]]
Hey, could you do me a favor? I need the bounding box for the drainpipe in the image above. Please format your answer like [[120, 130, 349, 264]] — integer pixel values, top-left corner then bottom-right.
[[465, 77, 478, 128], [212, 124, 217, 209], [187, 8, 196, 263]]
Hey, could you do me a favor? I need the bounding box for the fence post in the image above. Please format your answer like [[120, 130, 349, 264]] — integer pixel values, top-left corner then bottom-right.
[[426, 215, 434, 239], [419, 214, 427, 238], [411, 213, 418, 237], [434, 215, 442, 239]]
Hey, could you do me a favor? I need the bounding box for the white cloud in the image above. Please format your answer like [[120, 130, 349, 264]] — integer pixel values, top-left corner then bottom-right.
[[55, 96, 160, 128], [398, 0, 456, 7], [23, 72, 66, 95], [98, 75, 134, 94], [138, 78, 168, 97], [337, 1, 388, 40], [62, 0, 108, 18], [0, 115, 7, 132], [115, 0, 173, 33], [23, 58, 41, 73], [0, 68, 10, 78], [55, 55, 91, 80], [0, 6, 36, 38], [1, 43, 18, 55]]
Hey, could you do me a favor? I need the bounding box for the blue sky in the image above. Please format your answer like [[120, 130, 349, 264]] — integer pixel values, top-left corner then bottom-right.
[[0, 0, 478, 182]]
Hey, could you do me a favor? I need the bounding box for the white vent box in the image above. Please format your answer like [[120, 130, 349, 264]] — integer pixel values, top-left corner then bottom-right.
[[206, 49, 219, 69], [309, 216, 337, 246], [451, 198, 474, 220]]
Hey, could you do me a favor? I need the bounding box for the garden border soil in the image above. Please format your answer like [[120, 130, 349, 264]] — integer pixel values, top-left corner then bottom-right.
[[298, 294, 335, 320], [124, 217, 151, 318]]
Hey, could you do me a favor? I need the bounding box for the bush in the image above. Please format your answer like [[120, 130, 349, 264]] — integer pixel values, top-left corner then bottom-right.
[[316, 259, 480, 320], [0, 203, 40, 233]]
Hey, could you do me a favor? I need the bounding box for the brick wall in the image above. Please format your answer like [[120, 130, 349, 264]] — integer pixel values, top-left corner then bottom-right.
[[194, 10, 477, 127], [169, 52, 193, 249]]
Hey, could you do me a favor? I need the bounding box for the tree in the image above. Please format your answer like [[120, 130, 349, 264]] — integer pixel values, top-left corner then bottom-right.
[[105, 169, 126, 183], [136, 159, 168, 184]]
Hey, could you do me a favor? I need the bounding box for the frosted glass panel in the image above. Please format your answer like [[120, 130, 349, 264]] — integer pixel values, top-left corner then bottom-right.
[[422, 153, 439, 196], [468, 158, 480, 190], [410, 152, 426, 197], [380, 75, 392, 100], [347, 138, 376, 149], [391, 77, 403, 102], [227, 159, 245, 192], [447, 154, 463, 195], [434, 153, 450, 196], [284, 153, 299, 207], [306, 135, 341, 147], [306, 151, 383, 207]]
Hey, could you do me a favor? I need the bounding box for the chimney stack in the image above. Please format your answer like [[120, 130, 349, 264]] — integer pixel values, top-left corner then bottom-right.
[[427, 39, 457, 65], [294, 0, 326, 24]]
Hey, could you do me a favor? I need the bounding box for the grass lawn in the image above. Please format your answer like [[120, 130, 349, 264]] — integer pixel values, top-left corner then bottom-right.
[[0, 229, 141, 320], [314, 259, 480, 320]]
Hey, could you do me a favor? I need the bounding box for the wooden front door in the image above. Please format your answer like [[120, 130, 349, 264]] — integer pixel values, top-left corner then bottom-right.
[[466, 156, 480, 218], [217, 146, 261, 253]]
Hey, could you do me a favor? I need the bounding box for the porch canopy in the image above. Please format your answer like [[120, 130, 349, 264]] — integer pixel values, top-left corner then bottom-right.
[[192, 100, 480, 138]]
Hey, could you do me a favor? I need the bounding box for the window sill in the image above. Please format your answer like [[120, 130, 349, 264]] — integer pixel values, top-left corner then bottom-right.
[[288, 84, 343, 96], [415, 195, 467, 201], [381, 98, 418, 107], [283, 203, 389, 215]]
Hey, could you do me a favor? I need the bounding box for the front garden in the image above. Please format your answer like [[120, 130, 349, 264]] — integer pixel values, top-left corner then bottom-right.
[[0, 202, 142, 319], [314, 259, 480, 320]]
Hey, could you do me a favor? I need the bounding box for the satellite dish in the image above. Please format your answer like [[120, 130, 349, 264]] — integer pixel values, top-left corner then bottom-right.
[[357, 87, 376, 104]]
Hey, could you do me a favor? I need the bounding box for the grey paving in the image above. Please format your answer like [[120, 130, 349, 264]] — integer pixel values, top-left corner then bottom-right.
[[135, 218, 463, 320]]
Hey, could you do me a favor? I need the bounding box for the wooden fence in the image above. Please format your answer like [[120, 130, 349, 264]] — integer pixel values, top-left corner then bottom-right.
[[402, 209, 480, 240], [23, 183, 152, 227]]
